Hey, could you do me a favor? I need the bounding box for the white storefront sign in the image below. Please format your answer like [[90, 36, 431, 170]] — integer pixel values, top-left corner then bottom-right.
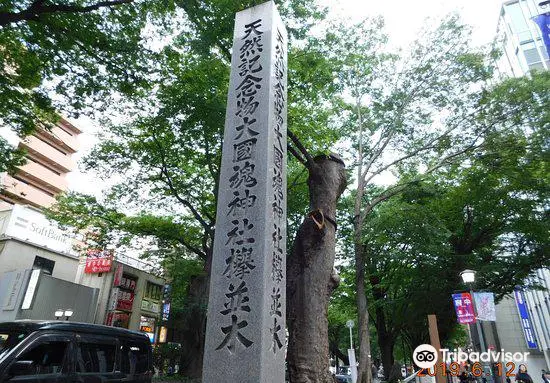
[[141, 299, 160, 314], [21, 269, 41, 310], [2, 205, 78, 256]]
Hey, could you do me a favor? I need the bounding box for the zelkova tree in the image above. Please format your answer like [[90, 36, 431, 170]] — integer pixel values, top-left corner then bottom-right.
[[328, 17, 549, 382], [325, 17, 503, 383], [342, 96, 549, 376], [47, 1, 349, 380], [0, 0, 178, 172]]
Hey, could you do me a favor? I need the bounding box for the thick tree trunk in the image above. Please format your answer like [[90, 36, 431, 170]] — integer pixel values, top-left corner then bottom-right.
[[376, 325, 394, 381], [178, 274, 209, 378], [287, 154, 347, 383], [372, 278, 394, 382]]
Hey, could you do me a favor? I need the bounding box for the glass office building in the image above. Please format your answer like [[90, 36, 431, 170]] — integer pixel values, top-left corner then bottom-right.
[[492, 0, 550, 373], [496, 0, 549, 77]]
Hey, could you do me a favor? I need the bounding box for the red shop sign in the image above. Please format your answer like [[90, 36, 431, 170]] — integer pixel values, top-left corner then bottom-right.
[[84, 257, 113, 274], [116, 290, 135, 311]]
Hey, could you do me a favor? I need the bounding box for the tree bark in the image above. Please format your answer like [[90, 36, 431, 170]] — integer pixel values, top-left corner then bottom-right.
[[177, 274, 209, 378], [355, 242, 372, 383], [353, 95, 373, 383], [376, 318, 394, 381], [287, 154, 347, 383]]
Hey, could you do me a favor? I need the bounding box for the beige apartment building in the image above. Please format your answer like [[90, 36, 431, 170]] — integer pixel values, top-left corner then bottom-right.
[[0, 117, 81, 209], [0, 118, 169, 341]]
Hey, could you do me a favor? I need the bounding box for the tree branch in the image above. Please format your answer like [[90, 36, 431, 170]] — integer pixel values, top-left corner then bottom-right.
[[288, 166, 308, 191], [150, 131, 214, 237], [287, 143, 307, 166], [288, 129, 315, 169], [361, 137, 482, 222], [0, 0, 132, 26]]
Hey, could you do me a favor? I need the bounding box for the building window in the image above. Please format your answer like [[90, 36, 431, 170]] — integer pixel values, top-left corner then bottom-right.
[[33, 256, 55, 275], [144, 282, 162, 301], [505, 2, 529, 35]]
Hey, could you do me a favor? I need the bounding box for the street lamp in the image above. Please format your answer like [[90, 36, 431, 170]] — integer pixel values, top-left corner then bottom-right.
[[346, 320, 358, 383], [460, 269, 491, 383], [346, 320, 354, 349], [460, 269, 476, 284]]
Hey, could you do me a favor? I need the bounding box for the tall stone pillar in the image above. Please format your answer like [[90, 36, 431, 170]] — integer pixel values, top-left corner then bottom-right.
[[202, 2, 287, 382]]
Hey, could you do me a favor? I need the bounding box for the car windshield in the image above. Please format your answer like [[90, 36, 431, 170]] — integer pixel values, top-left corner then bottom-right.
[[0, 331, 28, 360]]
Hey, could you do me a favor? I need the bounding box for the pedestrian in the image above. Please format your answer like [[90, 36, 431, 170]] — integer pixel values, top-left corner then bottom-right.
[[541, 370, 550, 383], [459, 366, 470, 383], [516, 364, 534, 383]]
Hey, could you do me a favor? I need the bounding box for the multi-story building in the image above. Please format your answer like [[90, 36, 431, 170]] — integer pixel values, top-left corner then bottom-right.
[[0, 117, 81, 209], [490, 0, 550, 374], [0, 204, 167, 340], [0, 117, 169, 341], [495, 0, 549, 77]]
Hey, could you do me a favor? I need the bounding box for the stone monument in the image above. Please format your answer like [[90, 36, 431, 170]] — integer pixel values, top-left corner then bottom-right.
[[202, 2, 287, 382]]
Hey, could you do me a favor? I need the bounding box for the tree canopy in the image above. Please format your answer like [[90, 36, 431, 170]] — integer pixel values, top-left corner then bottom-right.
[[29, 2, 549, 380]]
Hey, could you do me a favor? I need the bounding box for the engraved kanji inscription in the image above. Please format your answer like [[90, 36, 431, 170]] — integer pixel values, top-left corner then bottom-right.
[[229, 161, 257, 189], [227, 189, 257, 217], [233, 139, 257, 162]]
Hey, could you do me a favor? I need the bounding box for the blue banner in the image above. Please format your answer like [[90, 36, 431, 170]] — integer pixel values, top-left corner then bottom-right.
[[533, 13, 550, 57], [513, 289, 538, 349]]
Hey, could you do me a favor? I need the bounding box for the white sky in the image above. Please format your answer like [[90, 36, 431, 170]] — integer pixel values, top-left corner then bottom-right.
[[322, 0, 504, 46], [66, 0, 506, 195]]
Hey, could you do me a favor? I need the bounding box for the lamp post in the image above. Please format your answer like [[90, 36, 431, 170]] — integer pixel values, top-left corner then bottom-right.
[[346, 320, 354, 349], [346, 320, 358, 383], [460, 270, 491, 383]]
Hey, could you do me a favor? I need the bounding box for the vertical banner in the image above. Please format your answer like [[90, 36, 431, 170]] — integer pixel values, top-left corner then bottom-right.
[[202, 2, 287, 382], [113, 264, 124, 286], [513, 289, 538, 349], [473, 292, 496, 321], [452, 293, 476, 324], [532, 13, 550, 56]]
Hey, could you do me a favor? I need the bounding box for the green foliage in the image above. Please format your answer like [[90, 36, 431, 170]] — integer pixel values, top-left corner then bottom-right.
[[45, 3, 341, 369], [335, 116, 549, 354], [161, 256, 204, 314], [316, 13, 549, 379], [0, 0, 178, 171], [152, 342, 182, 373]]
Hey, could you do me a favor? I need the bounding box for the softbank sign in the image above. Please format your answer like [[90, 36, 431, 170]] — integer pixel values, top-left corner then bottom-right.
[[2, 205, 77, 256]]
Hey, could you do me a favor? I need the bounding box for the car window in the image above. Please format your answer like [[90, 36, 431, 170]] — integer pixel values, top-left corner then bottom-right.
[[77, 342, 116, 373], [11, 340, 69, 376], [118, 341, 149, 374], [0, 332, 28, 360]]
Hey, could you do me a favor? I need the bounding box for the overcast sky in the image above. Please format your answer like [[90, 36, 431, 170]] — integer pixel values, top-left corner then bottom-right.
[[322, 0, 504, 46], [66, 0, 506, 195]]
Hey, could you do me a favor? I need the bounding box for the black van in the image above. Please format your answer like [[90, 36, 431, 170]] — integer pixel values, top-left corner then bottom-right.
[[0, 320, 153, 382]]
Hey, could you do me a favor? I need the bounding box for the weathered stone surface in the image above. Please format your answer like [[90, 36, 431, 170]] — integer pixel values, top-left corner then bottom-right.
[[202, 2, 287, 382]]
